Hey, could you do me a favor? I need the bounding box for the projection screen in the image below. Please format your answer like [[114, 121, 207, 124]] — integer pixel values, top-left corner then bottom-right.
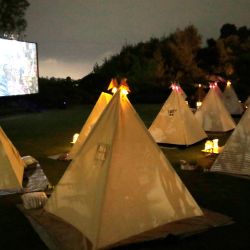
[[0, 38, 39, 96]]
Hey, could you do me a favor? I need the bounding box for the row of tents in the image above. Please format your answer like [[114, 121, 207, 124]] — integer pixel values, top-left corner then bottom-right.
[[0, 79, 249, 249], [69, 80, 242, 154]]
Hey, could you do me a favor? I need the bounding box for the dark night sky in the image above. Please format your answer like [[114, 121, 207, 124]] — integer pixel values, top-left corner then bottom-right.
[[26, 0, 250, 79]]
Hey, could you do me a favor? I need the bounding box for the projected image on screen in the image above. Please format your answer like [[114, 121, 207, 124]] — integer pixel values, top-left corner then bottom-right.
[[0, 38, 38, 97]]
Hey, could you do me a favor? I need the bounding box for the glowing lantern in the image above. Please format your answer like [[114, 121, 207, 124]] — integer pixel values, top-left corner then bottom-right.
[[202, 140, 214, 153], [212, 139, 219, 154], [71, 133, 79, 144], [196, 101, 202, 109], [202, 139, 220, 154], [120, 78, 130, 95], [171, 83, 178, 91], [226, 80, 231, 87], [108, 78, 119, 94]]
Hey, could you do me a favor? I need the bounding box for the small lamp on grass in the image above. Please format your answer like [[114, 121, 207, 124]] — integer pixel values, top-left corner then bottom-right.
[[71, 133, 79, 144], [196, 101, 202, 109], [202, 139, 220, 154]]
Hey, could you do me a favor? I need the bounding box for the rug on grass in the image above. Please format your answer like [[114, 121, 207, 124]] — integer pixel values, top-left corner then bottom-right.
[[0, 156, 50, 196], [18, 205, 233, 250]]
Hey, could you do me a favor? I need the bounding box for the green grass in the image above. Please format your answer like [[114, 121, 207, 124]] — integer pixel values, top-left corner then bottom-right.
[[0, 104, 250, 250]]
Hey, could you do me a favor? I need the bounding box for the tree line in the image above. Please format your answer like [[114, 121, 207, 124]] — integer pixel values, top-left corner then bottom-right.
[[92, 24, 250, 102], [0, 1, 249, 112], [35, 24, 250, 108]]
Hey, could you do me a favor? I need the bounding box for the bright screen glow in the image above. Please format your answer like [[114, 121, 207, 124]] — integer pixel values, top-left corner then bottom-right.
[[0, 38, 38, 96]]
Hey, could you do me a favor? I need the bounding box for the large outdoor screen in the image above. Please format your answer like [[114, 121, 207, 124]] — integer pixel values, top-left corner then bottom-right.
[[0, 38, 38, 96]]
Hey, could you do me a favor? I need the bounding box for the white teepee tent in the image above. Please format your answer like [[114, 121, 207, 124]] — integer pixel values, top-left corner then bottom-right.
[[0, 127, 24, 189], [172, 82, 187, 99], [195, 85, 236, 132], [222, 81, 243, 115], [45, 90, 203, 250], [68, 92, 112, 159], [210, 108, 250, 176], [149, 85, 207, 145]]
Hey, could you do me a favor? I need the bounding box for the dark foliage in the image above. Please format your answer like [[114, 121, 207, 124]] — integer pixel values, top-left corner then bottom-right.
[[0, 0, 29, 38]]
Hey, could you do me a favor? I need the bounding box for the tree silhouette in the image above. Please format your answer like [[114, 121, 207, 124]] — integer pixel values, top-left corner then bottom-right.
[[0, 0, 30, 38]]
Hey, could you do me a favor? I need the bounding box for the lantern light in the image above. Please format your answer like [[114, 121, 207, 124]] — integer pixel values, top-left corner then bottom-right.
[[202, 139, 220, 154], [71, 133, 79, 144], [196, 101, 202, 109], [119, 78, 130, 96], [108, 78, 119, 94], [111, 87, 118, 94], [212, 139, 219, 154], [227, 80, 231, 86]]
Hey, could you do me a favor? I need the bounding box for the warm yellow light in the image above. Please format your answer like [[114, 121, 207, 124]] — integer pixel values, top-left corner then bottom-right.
[[119, 78, 130, 95], [198, 84, 201, 88], [71, 133, 79, 144], [202, 139, 219, 154], [212, 139, 219, 154], [121, 88, 129, 95], [108, 78, 119, 94], [227, 80, 231, 86], [111, 87, 118, 94], [196, 101, 202, 109], [202, 140, 214, 153]]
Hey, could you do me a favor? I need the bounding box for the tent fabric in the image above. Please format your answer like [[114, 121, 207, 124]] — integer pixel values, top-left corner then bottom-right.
[[19, 205, 233, 250], [195, 88, 236, 132], [149, 88, 207, 145], [214, 84, 223, 98], [222, 84, 243, 115], [210, 108, 250, 177], [0, 127, 24, 189], [68, 92, 112, 159], [45, 90, 203, 250]]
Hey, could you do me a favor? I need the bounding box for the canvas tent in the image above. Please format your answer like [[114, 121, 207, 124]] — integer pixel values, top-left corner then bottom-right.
[[222, 81, 243, 115], [0, 127, 24, 189], [68, 92, 112, 159], [45, 90, 203, 250], [210, 107, 250, 177], [173, 82, 187, 99], [195, 85, 235, 132], [149, 85, 207, 145]]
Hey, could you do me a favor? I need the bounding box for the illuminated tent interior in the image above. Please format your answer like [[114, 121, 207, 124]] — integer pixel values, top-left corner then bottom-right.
[[149, 84, 207, 145], [44, 89, 203, 250], [210, 107, 250, 177], [222, 81, 243, 115], [0, 127, 24, 189], [67, 91, 113, 159], [195, 84, 236, 132]]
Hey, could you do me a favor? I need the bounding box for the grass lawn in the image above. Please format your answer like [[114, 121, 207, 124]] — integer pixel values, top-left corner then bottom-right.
[[0, 104, 249, 250]]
